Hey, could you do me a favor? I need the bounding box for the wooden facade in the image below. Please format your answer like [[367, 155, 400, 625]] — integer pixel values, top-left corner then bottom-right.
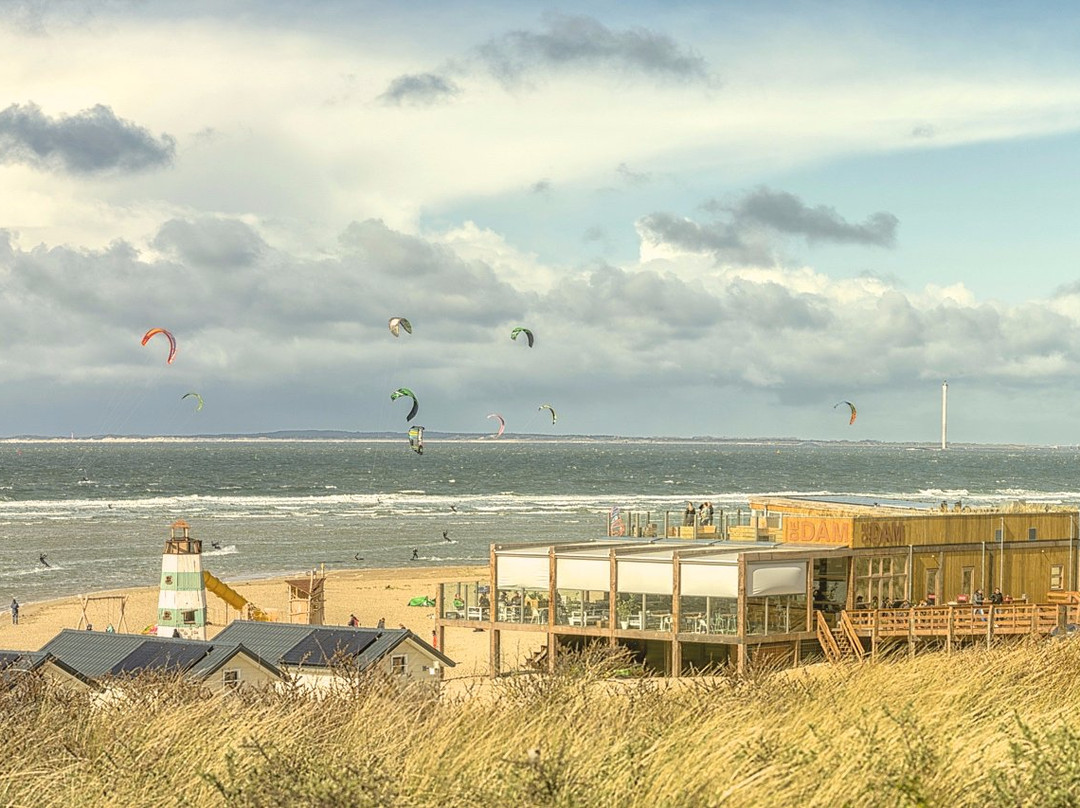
[[436, 497, 1080, 677]]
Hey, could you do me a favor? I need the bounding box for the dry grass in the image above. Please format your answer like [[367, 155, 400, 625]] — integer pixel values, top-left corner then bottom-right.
[[3, 638, 1080, 806]]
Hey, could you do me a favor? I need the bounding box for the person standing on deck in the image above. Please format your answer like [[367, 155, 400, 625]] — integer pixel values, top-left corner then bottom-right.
[[990, 588, 1004, 605], [683, 502, 696, 527]]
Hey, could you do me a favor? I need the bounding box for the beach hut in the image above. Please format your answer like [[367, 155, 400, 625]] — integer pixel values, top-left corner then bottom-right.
[[0, 649, 98, 694], [212, 621, 455, 691], [36, 629, 285, 695]]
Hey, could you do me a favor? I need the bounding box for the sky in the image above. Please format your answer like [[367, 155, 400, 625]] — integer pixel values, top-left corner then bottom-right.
[[3, 0, 1080, 443]]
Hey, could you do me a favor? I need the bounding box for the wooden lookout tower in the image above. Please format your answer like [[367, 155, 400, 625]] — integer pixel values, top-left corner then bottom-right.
[[287, 567, 326, 625], [156, 519, 208, 640]]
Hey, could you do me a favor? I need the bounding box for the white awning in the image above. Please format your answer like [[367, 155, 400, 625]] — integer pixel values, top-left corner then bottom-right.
[[556, 558, 609, 591], [679, 562, 739, 598], [747, 561, 807, 596], [496, 555, 549, 589], [616, 560, 673, 595]]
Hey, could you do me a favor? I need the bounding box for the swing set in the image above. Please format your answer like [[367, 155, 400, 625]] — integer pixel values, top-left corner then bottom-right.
[[76, 594, 129, 633]]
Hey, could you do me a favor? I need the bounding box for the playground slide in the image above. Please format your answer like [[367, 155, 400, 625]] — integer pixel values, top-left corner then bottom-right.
[[203, 570, 272, 621]]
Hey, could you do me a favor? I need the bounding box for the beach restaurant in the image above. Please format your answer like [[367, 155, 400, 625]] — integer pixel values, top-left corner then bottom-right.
[[435, 496, 1080, 675]]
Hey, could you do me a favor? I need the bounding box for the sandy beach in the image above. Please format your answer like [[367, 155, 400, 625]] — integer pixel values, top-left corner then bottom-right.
[[0, 565, 542, 682]]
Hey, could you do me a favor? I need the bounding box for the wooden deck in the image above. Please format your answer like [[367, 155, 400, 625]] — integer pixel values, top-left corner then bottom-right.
[[845, 603, 1079, 646]]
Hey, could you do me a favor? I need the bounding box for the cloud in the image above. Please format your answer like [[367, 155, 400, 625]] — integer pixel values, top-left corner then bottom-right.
[[476, 13, 712, 86], [377, 73, 461, 106], [639, 187, 899, 265], [721, 188, 899, 247], [152, 217, 266, 269], [0, 102, 175, 174]]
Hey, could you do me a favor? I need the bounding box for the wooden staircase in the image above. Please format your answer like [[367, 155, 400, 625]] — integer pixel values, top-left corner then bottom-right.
[[526, 644, 548, 669], [816, 610, 865, 663]]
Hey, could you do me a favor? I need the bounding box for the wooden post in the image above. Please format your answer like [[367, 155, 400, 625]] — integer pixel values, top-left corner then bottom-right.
[[547, 546, 557, 674], [672, 554, 682, 677], [947, 606, 954, 653], [608, 548, 617, 648], [737, 554, 747, 675], [906, 607, 913, 657], [489, 545, 499, 676]]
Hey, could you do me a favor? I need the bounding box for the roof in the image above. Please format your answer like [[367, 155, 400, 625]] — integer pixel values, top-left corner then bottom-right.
[[213, 621, 456, 670], [38, 629, 283, 682], [0, 649, 99, 689]]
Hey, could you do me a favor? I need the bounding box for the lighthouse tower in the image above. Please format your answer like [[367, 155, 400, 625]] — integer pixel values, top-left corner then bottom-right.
[[156, 520, 207, 640]]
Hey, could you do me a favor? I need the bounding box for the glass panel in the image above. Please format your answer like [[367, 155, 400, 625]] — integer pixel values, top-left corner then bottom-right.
[[746, 593, 807, 635], [677, 594, 738, 634], [555, 589, 609, 627]]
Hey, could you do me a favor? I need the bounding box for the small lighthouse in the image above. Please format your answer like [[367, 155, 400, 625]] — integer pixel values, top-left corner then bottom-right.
[[156, 519, 207, 639]]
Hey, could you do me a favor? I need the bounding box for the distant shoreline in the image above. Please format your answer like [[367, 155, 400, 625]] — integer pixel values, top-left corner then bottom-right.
[[0, 434, 1066, 449]]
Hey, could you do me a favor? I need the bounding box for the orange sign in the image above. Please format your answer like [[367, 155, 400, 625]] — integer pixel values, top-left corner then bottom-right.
[[857, 521, 906, 547], [783, 517, 852, 545]]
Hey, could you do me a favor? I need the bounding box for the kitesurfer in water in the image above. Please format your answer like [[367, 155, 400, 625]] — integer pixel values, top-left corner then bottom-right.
[[411, 549, 419, 561], [38, 553, 50, 568], [354, 553, 364, 561], [442, 530, 451, 542], [211, 541, 221, 550]]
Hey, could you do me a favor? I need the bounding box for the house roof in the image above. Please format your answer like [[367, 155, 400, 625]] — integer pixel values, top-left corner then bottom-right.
[[212, 621, 456, 670], [37, 629, 283, 682]]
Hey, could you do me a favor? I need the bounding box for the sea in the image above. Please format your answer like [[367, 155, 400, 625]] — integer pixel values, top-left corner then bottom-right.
[[1, 438, 1078, 604]]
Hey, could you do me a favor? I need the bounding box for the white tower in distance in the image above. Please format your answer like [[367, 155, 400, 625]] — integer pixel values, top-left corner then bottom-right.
[[941, 380, 948, 450]]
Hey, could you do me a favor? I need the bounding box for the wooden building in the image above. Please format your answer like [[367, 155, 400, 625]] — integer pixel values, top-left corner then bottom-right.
[[435, 496, 1080, 676]]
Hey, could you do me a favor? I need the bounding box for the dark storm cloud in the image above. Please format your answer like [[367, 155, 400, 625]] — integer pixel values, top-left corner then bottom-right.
[[153, 217, 265, 268], [0, 102, 176, 174], [640, 188, 898, 265], [477, 14, 711, 85], [377, 73, 461, 106]]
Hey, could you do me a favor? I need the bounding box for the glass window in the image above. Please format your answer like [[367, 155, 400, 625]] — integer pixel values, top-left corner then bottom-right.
[[223, 669, 240, 690], [391, 655, 407, 676], [854, 555, 909, 607], [182, 610, 196, 624], [1051, 565, 1064, 591], [555, 589, 610, 627], [746, 593, 807, 635]]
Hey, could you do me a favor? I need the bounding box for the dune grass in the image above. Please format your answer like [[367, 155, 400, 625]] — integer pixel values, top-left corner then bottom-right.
[[3, 638, 1080, 806]]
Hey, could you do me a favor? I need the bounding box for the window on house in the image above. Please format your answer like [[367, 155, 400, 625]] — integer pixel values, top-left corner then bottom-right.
[[390, 655, 407, 676], [1028, 527, 1037, 541], [1051, 565, 1064, 591], [182, 610, 196, 624], [994, 529, 1003, 542], [223, 669, 240, 690]]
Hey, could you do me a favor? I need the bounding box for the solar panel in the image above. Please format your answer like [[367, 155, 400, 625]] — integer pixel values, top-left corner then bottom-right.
[[0, 652, 22, 670], [109, 640, 211, 676], [280, 629, 379, 667]]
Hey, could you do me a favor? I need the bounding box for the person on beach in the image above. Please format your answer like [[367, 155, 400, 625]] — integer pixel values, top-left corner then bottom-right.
[[411, 549, 419, 561], [377, 617, 385, 629], [699, 502, 714, 527], [348, 614, 359, 627], [10, 598, 18, 625], [683, 502, 696, 527]]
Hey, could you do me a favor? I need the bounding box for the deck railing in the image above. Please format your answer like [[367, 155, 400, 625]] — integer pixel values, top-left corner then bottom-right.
[[846, 603, 1078, 639]]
